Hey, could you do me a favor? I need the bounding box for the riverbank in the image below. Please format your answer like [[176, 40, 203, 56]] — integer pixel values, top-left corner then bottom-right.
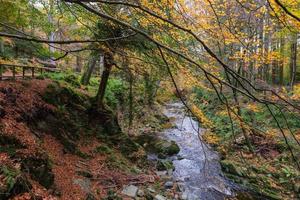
[[190, 87, 300, 200], [0, 79, 181, 200]]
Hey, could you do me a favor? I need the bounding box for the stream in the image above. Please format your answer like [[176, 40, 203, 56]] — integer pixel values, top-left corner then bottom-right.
[[159, 102, 236, 200]]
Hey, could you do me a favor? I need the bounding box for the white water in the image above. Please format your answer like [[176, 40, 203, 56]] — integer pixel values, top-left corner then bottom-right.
[[162, 102, 234, 200]]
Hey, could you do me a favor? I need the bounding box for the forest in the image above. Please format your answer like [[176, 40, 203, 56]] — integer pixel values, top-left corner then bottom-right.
[[0, 0, 300, 200]]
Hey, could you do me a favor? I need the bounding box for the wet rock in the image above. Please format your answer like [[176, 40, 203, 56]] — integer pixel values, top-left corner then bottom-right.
[[167, 169, 173, 176], [181, 192, 188, 200], [165, 141, 180, 155], [176, 183, 185, 192], [164, 181, 173, 189], [135, 134, 180, 157], [155, 171, 167, 176], [73, 178, 91, 193], [154, 194, 166, 200], [122, 185, 138, 198]]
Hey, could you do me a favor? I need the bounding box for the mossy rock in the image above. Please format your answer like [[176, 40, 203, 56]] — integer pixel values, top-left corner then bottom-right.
[[43, 82, 86, 107], [135, 134, 180, 157], [156, 160, 174, 171], [94, 145, 113, 155]]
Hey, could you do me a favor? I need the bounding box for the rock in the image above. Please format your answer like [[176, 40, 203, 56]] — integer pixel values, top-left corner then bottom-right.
[[147, 187, 156, 193], [137, 189, 145, 197], [165, 141, 180, 155], [73, 178, 91, 193], [155, 171, 167, 176], [167, 169, 173, 176], [176, 183, 185, 192], [177, 155, 184, 160], [122, 185, 138, 198], [154, 194, 166, 200], [164, 181, 173, 189], [181, 192, 188, 200]]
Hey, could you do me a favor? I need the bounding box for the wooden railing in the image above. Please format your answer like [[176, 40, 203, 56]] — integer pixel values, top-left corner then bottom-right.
[[0, 63, 60, 80]]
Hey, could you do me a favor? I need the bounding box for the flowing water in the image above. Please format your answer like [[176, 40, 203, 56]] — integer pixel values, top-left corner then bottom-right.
[[160, 102, 235, 200]]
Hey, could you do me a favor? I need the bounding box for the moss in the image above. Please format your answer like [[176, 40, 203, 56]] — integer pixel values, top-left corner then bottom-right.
[[64, 74, 81, 87], [94, 145, 113, 155], [42, 82, 86, 107], [220, 160, 244, 177], [156, 160, 174, 171], [106, 154, 131, 171], [166, 141, 180, 155], [135, 133, 180, 157]]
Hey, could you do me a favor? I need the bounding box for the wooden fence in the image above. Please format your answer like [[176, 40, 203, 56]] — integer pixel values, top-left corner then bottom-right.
[[0, 63, 60, 80]]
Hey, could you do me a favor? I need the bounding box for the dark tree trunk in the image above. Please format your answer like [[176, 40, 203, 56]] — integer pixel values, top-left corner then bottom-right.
[[290, 34, 298, 89], [96, 52, 113, 108], [81, 53, 98, 85], [279, 37, 285, 85], [75, 55, 83, 73]]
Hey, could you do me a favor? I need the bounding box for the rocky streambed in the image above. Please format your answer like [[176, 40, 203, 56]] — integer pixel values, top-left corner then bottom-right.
[[152, 102, 235, 200]]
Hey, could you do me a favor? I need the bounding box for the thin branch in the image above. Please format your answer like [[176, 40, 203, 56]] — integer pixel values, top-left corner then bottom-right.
[[0, 32, 136, 44]]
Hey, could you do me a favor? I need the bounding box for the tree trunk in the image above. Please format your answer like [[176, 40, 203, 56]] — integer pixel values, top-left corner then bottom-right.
[[290, 33, 298, 89], [0, 40, 4, 56], [128, 71, 133, 128], [81, 53, 98, 85], [48, 1, 56, 67], [96, 53, 113, 108], [75, 55, 83, 73], [279, 36, 285, 85]]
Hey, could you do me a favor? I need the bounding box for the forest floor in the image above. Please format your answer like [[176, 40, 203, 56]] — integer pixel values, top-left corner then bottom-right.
[[0, 78, 182, 200]]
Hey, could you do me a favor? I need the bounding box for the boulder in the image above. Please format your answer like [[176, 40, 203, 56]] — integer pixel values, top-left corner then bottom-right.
[[121, 185, 138, 198]]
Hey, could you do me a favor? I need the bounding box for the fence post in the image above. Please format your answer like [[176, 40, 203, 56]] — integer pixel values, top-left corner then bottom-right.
[[0, 64, 2, 81], [12, 66, 16, 80], [23, 67, 25, 79]]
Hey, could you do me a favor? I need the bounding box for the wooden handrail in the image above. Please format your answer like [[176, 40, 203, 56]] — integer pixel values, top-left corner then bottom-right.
[[0, 63, 60, 80], [0, 63, 60, 71]]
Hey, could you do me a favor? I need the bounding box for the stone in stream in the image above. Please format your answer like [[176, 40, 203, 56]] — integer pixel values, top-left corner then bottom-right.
[[181, 192, 188, 200], [155, 171, 167, 176], [154, 194, 167, 200], [164, 181, 173, 189], [121, 185, 138, 198]]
